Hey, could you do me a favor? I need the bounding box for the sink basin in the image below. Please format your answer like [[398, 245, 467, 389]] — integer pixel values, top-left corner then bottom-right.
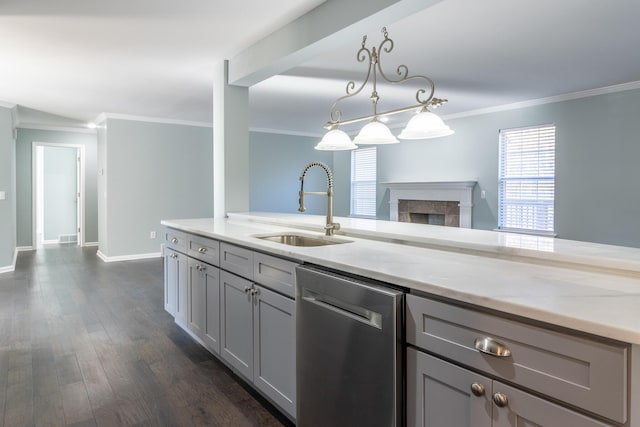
[[255, 233, 351, 247]]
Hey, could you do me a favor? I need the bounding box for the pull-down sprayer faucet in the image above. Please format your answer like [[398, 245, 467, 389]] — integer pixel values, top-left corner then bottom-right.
[[298, 162, 340, 236]]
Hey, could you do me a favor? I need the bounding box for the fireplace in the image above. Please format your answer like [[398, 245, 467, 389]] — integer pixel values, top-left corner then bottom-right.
[[384, 181, 476, 228]]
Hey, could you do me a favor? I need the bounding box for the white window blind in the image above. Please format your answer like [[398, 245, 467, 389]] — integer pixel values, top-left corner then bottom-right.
[[498, 124, 556, 234], [351, 147, 377, 217]]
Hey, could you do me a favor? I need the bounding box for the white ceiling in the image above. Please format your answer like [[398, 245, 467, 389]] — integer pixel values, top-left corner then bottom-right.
[[2, 0, 640, 134]]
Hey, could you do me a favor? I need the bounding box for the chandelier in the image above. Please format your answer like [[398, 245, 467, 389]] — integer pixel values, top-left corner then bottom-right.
[[315, 27, 454, 151]]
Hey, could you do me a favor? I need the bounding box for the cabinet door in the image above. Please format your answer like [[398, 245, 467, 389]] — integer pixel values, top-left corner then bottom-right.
[[491, 381, 612, 427], [253, 285, 296, 418], [163, 250, 178, 316], [202, 264, 221, 354], [187, 259, 206, 338], [220, 271, 254, 379], [408, 348, 492, 427], [174, 251, 188, 328], [188, 260, 221, 354]]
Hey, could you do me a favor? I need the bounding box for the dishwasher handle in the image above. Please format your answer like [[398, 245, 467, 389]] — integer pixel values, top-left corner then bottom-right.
[[302, 288, 383, 329]]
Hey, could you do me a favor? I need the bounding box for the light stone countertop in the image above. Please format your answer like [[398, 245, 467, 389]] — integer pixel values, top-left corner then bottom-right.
[[161, 215, 640, 345]]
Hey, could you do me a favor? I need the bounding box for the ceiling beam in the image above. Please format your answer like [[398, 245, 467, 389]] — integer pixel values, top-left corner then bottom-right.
[[227, 0, 443, 87]]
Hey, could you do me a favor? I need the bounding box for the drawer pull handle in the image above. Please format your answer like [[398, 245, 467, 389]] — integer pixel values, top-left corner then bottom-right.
[[493, 392, 508, 408], [474, 337, 511, 358], [470, 383, 485, 397], [171, 238, 178, 244], [198, 247, 207, 253]]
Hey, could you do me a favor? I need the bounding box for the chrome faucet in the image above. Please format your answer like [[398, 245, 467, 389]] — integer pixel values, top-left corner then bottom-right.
[[298, 162, 340, 236]]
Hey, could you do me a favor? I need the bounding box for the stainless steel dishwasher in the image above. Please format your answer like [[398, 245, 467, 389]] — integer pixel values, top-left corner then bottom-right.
[[296, 265, 404, 427]]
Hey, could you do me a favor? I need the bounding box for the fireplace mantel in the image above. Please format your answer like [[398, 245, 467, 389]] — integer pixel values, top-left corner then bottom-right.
[[383, 181, 477, 228]]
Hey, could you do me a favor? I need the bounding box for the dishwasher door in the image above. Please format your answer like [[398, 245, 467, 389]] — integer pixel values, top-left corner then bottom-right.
[[296, 265, 404, 427]]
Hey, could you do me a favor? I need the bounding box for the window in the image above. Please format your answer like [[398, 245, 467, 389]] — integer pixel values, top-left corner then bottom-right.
[[498, 124, 556, 234], [350, 146, 377, 217]]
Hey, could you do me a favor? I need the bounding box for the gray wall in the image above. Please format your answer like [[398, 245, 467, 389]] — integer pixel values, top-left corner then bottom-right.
[[0, 106, 16, 269], [249, 132, 335, 215], [15, 128, 98, 246], [249, 88, 640, 248], [372, 88, 640, 247], [43, 146, 78, 241], [101, 119, 213, 257]]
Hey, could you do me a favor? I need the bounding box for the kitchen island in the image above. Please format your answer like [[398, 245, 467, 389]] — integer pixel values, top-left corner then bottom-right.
[[162, 213, 640, 426]]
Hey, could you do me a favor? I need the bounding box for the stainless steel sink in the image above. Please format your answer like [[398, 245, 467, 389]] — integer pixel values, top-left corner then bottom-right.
[[255, 233, 351, 247]]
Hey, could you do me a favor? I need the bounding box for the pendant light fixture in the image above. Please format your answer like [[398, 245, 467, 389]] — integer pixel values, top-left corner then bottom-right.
[[315, 27, 453, 151]]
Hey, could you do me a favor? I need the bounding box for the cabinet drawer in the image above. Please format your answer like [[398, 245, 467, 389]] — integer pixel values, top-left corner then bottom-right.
[[407, 295, 628, 423], [165, 228, 187, 252], [188, 235, 220, 266], [220, 243, 254, 280], [253, 253, 298, 298]]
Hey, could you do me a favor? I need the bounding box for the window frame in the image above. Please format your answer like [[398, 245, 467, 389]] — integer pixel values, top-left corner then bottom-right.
[[350, 146, 377, 218], [497, 124, 557, 236]]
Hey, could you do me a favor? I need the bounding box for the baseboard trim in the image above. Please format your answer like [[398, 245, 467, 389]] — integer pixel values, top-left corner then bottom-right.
[[16, 246, 34, 251], [83, 242, 99, 247], [0, 248, 19, 274], [97, 251, 162, 263]]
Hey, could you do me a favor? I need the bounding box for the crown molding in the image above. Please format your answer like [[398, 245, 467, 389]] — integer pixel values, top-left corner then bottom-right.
[[17, 123, 97, 134], [442, 80, 640, 121], [0, 100, 17, 109], [95, 112, 212, 128], [250, 127, 323, 138]]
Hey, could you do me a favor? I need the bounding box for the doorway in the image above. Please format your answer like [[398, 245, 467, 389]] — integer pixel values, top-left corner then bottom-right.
[[32, 142, 85, 248]]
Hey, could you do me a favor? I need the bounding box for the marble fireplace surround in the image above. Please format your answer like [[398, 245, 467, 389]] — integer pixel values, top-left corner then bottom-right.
[[384, 181, 477, 228]]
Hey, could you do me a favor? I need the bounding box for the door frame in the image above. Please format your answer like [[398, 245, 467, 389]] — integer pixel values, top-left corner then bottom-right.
[[31, 142, 86, 248]]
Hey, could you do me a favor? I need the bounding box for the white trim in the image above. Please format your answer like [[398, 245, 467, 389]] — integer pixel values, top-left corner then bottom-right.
[[16, 246, 34, 251], [17, 123, 97, 134], [250, 127, 323, 138], [443, 80, 640, 121], [41, 240, 62, 245], [32, 142, 86, 248], [0, 248, 19, 274], [0, 100, 17, 108], [83, 242, 99, 247], [95, 113, 212, 128], [97, 251, 162, 263]]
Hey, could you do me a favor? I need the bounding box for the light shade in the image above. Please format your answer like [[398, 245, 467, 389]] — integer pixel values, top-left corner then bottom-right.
[[398, 110, 454, 140], [353, 120, 399, 145], [315, 128, 358, 151]]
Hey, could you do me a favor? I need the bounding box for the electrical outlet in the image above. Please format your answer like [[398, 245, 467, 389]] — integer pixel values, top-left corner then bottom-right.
[[150, 231, 157, 239]]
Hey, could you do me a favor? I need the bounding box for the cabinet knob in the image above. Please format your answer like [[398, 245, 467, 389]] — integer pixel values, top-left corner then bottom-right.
[[244, 286, 251, 294], [493, 392, 508, 408], [470, 382, 485, 397], [474, 337, 511, 358], [200, 265, 206, 272], [250, 288, 258, 296], [171, 237, 178, 244], [198, 247, 207, 253]]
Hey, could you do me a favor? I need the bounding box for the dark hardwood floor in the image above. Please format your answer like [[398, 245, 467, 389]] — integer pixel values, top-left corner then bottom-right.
[[0, 245, 290, 427]]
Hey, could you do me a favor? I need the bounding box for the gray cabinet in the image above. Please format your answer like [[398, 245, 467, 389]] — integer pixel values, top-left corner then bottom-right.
[[253, 284, 296, 418], [187, 258, 221, 354], [407, 294, 624, 426], [164, 227, 297, 420], [220, 270, 296, 418], [408, 347, 491, 427], [408, 348, 611, 427], [220, 270, 255, 379], [164, 247, 187, 326]]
